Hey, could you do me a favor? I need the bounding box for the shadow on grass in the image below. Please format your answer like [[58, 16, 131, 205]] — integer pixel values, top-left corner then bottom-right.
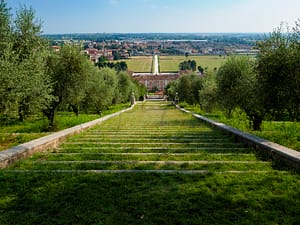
[[0, 172, 299, 225]]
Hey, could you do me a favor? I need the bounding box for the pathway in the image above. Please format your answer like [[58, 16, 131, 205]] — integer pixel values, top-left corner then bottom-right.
[[153, 54, 159, 75], [6, 101, 273, 174]]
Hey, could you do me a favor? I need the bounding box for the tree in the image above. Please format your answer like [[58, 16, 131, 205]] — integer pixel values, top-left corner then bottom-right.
[[256, 23, 300, 121], [165, 80, 178, 101], [0, 5, 51, 122], [199, 72, 218, 112], [115, 72, 132, 103], [13, 6, 45, 60], [0, 0, 12, 115], [12, 6, 51, 121], [216, 56, 264, 130], [198, 65, 204, 74], [112, 51, 121, 60], [175, 73, 202, 105], [179, 60, 197, 71], [185, 52, 189, 59], [98, 55, 107, 63], [44, 45, 93, 127], [97, 60, 128, 72], [0, 0, 11, 57], [82, 68, 117, 114]]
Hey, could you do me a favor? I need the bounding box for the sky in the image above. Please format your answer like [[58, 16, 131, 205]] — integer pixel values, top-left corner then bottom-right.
[[6, 0, 300, 34]]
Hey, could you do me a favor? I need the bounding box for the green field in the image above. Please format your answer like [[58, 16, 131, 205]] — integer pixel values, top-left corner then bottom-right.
[[159, 55, 226, 72], [121, 55, 225, 73], [121, 56, 153, 73]]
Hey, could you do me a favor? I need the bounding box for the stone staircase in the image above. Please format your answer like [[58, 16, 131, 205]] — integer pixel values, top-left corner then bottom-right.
[[7, 101, 272, 174]]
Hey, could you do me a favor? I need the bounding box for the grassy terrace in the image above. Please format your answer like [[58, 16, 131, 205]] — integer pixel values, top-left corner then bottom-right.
[[1, 102, 300, 224]]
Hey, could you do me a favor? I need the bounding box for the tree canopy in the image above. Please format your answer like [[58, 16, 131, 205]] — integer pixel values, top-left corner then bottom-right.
[[0, 0, 145, 129]]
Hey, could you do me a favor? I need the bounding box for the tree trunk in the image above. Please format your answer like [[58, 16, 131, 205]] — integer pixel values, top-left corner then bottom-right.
[[18, 106, 24, 122], [252, 115, 263, 131], [43, 101, 60, 129], [71, 104, 79, 116]]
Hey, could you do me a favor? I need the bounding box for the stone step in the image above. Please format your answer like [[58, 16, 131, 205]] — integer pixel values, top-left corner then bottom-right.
[[69, 138, 233, 143], [14, 160, 272, 171], [2, 169, 279, 174], [55, 146, 250, 153], [49, 152, 253, 156], [36, 160, 269, 164], [61, 142, 243, 147]]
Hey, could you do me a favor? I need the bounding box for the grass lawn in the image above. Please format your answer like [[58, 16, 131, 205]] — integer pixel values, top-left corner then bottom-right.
[[119, 56, 153, 73], [1, 102, 300, 224], [159, 55, 226, 72], [120, 55, 225, 73], [182, 105, 300, 151], [0, 172, 299, 225], [0, 103, 130, 151]]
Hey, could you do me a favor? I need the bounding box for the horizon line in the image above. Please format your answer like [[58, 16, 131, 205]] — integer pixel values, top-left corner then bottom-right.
[[42, 32, 269, 35]]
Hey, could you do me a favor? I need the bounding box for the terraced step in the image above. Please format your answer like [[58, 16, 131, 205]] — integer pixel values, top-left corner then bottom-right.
[[2, 101, 299, 224], [6, 101, 272, 174]]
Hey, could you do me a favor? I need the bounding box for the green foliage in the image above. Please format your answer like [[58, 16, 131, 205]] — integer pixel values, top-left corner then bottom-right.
[[0, 0, 11, 56], [198, 65, 204, 73], [13, 6, 45, 60], [97, 60, 128, 72], [0, 4, 52, 122], [82, 67, 118, 114], [0, 103, 129, 150], [216, 56, 264, 130], [115, 72, 133, 103], [199, 71, 219, 112], [166, 73, 202, 105], [256, 23, 300, 121], [112, 50, 121, 60], [43, 44, 95, 125], [179, 60, 197, 71], [184, 105, 300, 151]]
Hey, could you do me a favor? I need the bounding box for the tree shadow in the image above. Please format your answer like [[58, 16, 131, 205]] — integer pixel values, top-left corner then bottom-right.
[[0, 172, 299, 225]]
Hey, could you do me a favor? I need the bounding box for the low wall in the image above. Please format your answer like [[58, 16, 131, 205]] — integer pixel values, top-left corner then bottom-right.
[[0, 105, 135, 168], [177, 106, 300, 170]]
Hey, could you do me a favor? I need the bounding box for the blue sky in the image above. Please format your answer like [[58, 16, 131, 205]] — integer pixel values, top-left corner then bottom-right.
[[7, 0, 300, 34]]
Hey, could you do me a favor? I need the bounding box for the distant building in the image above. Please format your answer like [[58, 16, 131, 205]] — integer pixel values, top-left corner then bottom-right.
[[50, 46, 60, 52], [84, 48, 113, 63], [132, 73, 179, 91]]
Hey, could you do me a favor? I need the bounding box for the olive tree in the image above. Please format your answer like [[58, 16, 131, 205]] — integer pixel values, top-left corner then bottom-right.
[[216, 56, 264, 130], [0, 4, 52, 121], [44, 45, 93, 127], [256, 23, 300, 121], [82, 67, 118, 114], [198, 71, 218, 113]]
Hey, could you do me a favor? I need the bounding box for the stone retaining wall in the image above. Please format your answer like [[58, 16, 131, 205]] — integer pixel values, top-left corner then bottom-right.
[[177, 106, 300, 170], [0, 105, 134, 168]]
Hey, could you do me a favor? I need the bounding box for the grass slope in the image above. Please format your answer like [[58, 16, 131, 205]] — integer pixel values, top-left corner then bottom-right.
[[0, 103, 130, 151], [1, 101, 299, 225]]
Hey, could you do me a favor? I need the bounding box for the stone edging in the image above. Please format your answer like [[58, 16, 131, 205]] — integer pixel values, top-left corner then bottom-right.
[[176, 105, 300, 170], [0, 105, 135, 168]]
